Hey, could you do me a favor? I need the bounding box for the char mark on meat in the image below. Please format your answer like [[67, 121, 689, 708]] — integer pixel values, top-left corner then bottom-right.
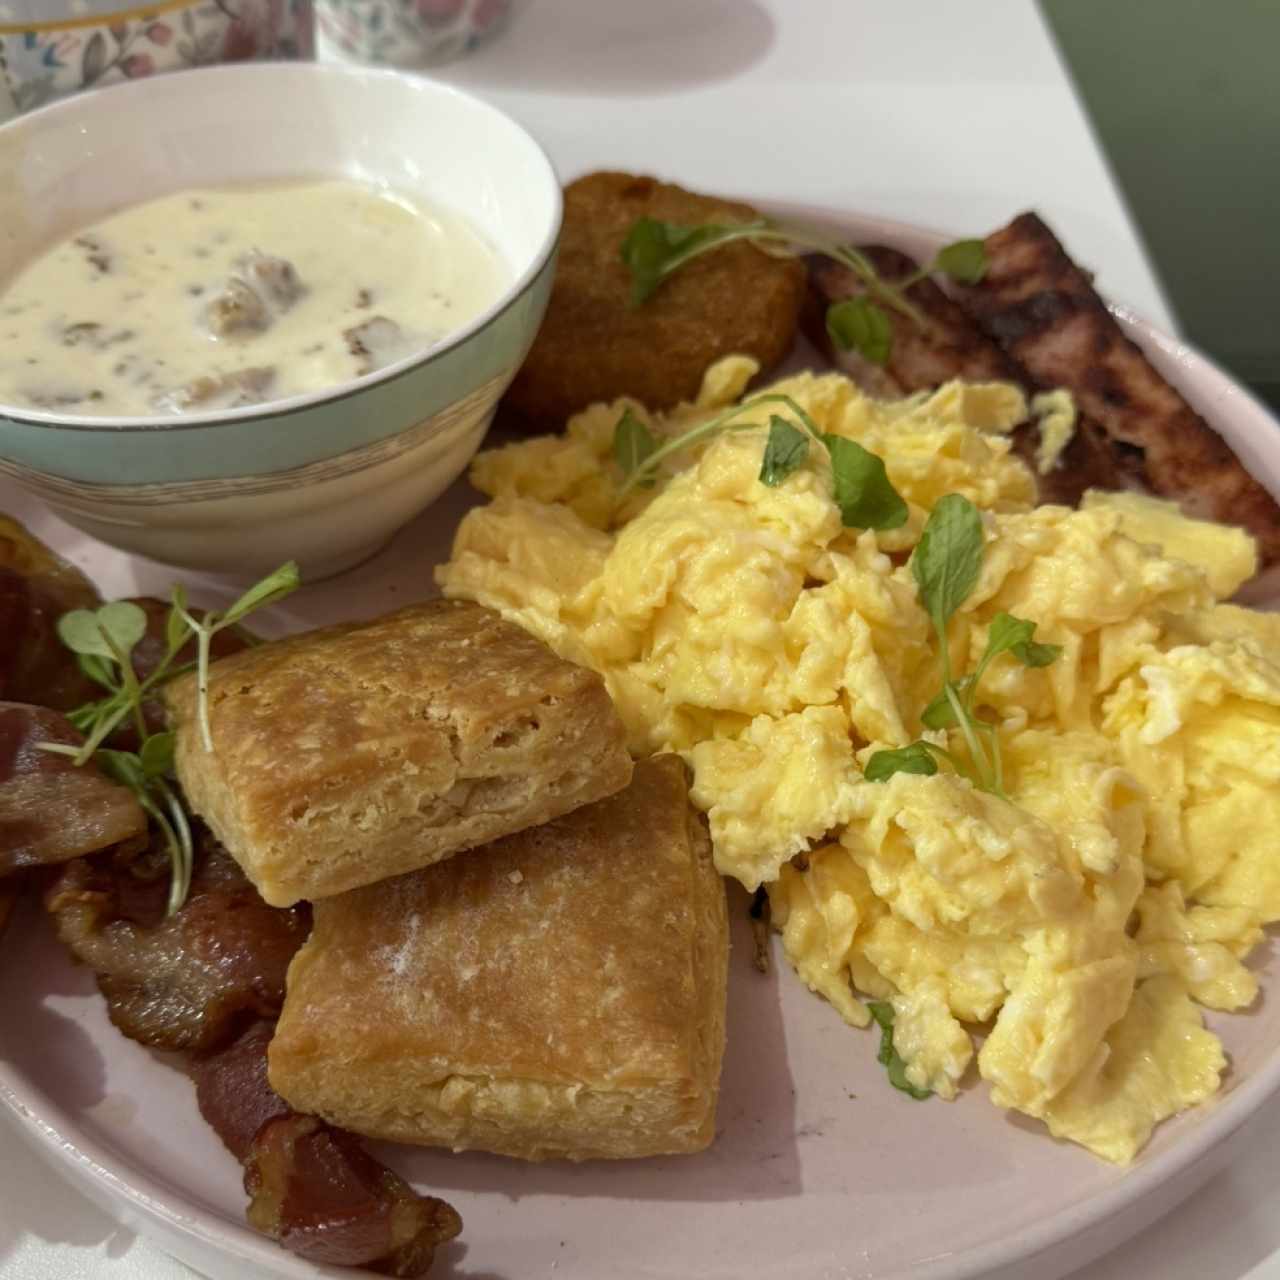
[[953, 211, 1280, 563], [804, 248, 1115, 505]]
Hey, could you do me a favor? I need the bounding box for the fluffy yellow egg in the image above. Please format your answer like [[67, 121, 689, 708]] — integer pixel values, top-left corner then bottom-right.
[[438, 357, 1280, 1164]]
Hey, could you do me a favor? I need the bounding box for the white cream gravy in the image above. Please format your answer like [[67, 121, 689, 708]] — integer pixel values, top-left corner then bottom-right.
[[0, 179, 507, 417]]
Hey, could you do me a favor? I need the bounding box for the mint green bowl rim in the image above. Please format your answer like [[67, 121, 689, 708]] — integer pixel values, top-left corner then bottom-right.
[[0, 61, 563, 433]]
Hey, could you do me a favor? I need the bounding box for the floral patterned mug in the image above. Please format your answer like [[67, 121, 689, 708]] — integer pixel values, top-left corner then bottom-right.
[[0, 0, 314, 120], [315, 0, 510, 68]]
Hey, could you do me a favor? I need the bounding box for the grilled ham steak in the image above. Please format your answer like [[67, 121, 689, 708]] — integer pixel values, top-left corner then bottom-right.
[[953, 212, 1280, 564], [805, 248, 1125, 506]]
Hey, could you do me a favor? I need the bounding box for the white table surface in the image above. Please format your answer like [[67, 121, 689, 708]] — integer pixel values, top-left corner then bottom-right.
[[2, 1, 1277, 1277]]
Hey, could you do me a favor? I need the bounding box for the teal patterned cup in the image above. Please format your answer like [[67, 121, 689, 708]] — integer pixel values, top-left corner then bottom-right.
[[0, 61, 560, 578]]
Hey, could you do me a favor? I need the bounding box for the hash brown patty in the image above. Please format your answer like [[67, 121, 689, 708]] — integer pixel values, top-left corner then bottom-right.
[[503, 171, 805, 431]]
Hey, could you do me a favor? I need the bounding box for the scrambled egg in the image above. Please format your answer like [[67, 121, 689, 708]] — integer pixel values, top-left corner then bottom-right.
[[438, 355, 1280, 1164]]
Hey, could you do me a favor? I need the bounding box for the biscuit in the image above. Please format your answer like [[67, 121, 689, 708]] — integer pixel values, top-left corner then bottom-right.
[[166, 600, 632, 907], [268, 755, 729, 1161]]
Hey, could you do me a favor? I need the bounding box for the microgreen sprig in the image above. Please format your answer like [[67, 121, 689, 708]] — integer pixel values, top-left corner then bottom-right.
[[169, 562, 300, 752], [39, 562, 300, 914], [612, 393, 907, 531], [621, 216, 989, 367], [864, 495, 1061, 798]]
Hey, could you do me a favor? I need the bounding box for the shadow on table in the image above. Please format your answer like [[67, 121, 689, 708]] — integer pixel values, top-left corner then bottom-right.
[[448, 0, 775, 96]]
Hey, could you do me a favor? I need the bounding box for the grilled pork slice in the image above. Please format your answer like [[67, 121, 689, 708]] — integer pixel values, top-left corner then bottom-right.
[[954, 212, 1280, 565], [804, 249, 1118, 505]]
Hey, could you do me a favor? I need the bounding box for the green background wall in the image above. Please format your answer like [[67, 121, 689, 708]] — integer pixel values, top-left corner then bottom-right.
[[1042, 0, 1279, 411]]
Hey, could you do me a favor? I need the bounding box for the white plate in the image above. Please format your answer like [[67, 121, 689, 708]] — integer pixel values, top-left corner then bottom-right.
[[3, 207, 1280, 1280]]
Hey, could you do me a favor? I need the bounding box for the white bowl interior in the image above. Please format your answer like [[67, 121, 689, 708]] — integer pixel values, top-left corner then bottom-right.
[[0, 62, 559, 293]]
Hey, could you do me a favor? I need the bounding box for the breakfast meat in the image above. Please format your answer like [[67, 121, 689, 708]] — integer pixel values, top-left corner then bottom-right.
[[190, 1019, 292, 1161], [953, 212, 1280, 563], [45, 828, 311, 1052], [1, 703, 146, 873], [268, 755, 729, 1161], [239, 252, 305, 309], [153, 367, 277, 413], [804, 249, 1118, 505], [0, 515, 101, 710], [343, 316, 409, 376], [502, 170, 806, 430], [166, 599, 633, 907], [192, 1020, 462, 1277]]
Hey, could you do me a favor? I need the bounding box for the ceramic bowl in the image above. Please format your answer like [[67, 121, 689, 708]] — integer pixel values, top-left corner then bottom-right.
[[0, 0, 314, 119], [315, 0, 510, 68], [0, 60, 561, 578]]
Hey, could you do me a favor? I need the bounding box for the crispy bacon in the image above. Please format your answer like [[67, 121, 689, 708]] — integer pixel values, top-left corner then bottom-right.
[[953, 212, 1280, 563], [246, 1115, 462, 1276], [190, 1015, 462, 1275], [0, 703, 146, 873], [0, 516, 100, 711], [48, 840, 461, 1273], [44, 829, 310, 1051], [804, 249, 1118, 505]]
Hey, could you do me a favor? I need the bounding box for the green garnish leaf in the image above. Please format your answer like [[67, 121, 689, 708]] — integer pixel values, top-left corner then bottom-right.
[[975, 612, 1063, 681], [825, 297, 893, 366], [76, 652, 119, 693], [620, 216, 771, 306], [867, 1000, 932, 1100], [46, 563, 301, 913], [920, 676, 975, 730], [910, 494, 984, 637], [57, 601, 147, 662], [167, 585, 189, 652], [94, 747, 146, 792], [139, 731, 176, 778], [933, 238, 989, 285], [758, 416, 809, 487], [219, 561, 301, 628], [864, 741, 939, 782], [612, 408, 658, 487], [822, 434, 908, 531], [1015, 637, 1062, 668]]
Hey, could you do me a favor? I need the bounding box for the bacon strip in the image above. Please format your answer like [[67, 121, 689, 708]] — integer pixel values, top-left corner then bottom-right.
[[804, 249, 1119, 505], [46, 837, 461, 1275], [0, 517, 99, 711], [953, 212, 1280, 563], [191, 1019, 461, 1274], [44, 829, 310, 1052], [1, 703, 145, 873]]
